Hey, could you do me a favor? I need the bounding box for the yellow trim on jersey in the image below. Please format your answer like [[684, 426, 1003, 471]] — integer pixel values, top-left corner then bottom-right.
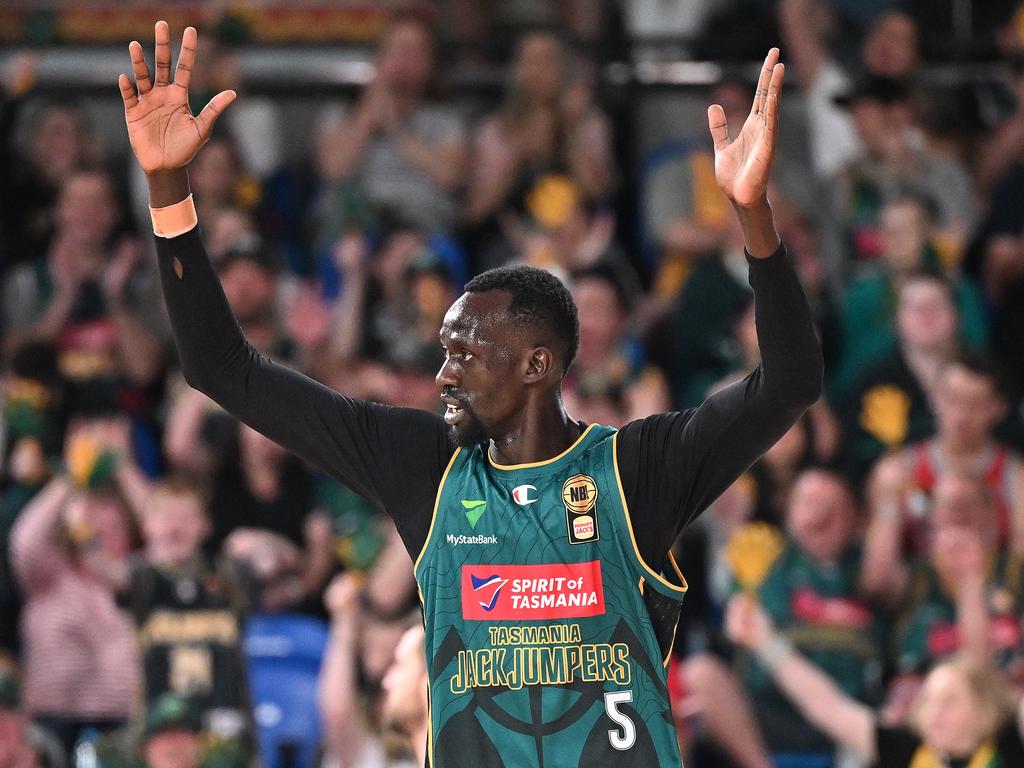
[[667, 550, 688, 591], [426, 677, 434, 767], [611, 432, 688, 595], [662, 552, 687, 667], [486, 423, 597, 470], [413, 447, 462, 576]]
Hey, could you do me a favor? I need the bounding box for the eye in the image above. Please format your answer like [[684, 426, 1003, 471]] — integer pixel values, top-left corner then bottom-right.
[[461, 349, 473, 361]]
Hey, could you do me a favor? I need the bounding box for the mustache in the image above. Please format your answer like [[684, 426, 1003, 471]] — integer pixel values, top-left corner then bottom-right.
[[440, 386, 467, 405]]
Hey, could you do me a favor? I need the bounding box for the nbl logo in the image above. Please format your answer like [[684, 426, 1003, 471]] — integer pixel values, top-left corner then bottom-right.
[[562, 474, 600, 544], [470, 574, 509, 612]]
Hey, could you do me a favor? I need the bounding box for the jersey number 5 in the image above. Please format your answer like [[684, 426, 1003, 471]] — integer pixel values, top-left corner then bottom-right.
[[604, 690, 636, 750]]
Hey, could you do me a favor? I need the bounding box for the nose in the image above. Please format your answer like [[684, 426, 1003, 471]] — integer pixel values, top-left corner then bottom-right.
[[435, 358, 458, 390]]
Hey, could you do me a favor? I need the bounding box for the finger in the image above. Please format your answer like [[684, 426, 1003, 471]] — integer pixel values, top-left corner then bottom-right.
[[128, 40, 152, 94], [174, 26, 197, 91], [154, 20, 172, 86], [118, 74, 137, 111], [195, 89, 237, 138], [763, 62, 785, 134], [751, 47, 780, 117], [707, 104, 730, 151]]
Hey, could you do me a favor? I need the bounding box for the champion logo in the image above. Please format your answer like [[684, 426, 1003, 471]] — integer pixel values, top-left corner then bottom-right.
[[512, 485, 538, 505], [470, 574, 509, 612]]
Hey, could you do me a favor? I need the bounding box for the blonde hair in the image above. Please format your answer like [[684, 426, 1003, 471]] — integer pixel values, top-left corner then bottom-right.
[[147, 475, 210, 517], [911, 656, 1013, 745]]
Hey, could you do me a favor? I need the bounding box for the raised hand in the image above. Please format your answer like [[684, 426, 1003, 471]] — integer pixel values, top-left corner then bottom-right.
[[708, 48, 785, 209], [119, 21, 235, 174], [724, 593, 775, 651]]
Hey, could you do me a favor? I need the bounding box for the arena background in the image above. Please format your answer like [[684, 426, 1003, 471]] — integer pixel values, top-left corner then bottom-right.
[[2, 1, 1024, 767]]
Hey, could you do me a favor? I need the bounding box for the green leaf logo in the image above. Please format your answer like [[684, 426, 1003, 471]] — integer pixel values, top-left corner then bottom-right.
[[461, 500, 487, 529]]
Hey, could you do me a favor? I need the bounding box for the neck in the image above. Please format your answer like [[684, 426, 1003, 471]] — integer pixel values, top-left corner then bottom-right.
[[938, 432, 985, 460], [903, 345, 946, 393], [487, 394, 581, 467]]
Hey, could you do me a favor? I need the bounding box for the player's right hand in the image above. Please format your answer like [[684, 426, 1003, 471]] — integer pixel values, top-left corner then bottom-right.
[[119, 21, 235, 174]]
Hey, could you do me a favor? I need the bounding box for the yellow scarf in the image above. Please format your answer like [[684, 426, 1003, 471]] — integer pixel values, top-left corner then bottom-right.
[[909, 741, 997, 768]]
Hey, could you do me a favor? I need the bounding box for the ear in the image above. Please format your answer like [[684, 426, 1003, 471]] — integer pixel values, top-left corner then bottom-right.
[[524, 346, 556, 383]]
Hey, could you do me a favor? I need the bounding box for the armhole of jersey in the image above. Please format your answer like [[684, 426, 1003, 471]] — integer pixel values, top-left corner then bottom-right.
[[413, 447, 462, 578], [611, 431, 687, 597]]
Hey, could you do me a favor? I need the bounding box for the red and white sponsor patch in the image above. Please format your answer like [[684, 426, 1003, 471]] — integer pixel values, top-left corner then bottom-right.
[[461, 560, 606, 621]]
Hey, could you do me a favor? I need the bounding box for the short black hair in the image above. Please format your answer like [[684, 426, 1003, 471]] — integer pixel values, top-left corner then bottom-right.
[[465, 265, 579, 374]]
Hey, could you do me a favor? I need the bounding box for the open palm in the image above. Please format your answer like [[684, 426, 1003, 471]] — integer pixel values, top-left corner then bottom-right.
[[708, 48, 785, 209], [119, 21, 235, 174]]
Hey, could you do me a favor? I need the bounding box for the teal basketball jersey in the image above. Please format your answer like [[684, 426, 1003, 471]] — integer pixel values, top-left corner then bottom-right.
[[414, 424, 687, 767]]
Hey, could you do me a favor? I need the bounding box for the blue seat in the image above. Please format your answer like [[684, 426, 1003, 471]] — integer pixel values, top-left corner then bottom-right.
[[772, 752, 835, 768], [244, 613, 329, 768]]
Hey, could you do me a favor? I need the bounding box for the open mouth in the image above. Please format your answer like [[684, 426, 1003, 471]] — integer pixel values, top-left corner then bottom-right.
[[444, 403, 465, 426], [442, 395, 466, 426]]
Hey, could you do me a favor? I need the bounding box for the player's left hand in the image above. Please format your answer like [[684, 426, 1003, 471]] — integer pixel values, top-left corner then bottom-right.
[[708, 48, 785, 209]]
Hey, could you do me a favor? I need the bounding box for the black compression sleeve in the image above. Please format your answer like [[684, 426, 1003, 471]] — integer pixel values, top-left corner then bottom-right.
[[155, 228, 452, 555], [617, 242, 823, 569]]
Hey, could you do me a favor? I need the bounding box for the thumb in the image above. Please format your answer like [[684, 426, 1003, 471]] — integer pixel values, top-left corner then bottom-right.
[[707, 104, 730, 152], [195, 89, 237, 139]]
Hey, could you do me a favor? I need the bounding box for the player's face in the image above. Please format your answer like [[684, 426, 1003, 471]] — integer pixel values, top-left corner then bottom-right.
[[437, 291, 529, 448]]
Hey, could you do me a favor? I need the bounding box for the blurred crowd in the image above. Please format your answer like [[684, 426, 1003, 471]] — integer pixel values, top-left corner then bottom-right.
[[3, 1, 1024, 767]]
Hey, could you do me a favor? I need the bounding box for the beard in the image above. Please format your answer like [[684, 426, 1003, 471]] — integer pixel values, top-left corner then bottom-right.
[[450, 404, 488, 448]]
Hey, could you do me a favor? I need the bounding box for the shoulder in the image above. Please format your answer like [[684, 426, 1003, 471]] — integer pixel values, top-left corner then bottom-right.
[[617, 412, 697, 456]]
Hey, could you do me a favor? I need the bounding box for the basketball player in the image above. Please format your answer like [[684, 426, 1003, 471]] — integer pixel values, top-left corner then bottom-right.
[[119, 22, 821, 767]]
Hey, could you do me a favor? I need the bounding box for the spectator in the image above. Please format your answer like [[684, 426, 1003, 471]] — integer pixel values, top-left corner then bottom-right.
[[316, 17, 467, 235], [189, 134, 261, 228], [563, 266, 669, 426], [1, 167, 167, 425], [123, 477, 253, 749], [9, 463, 138, 756], [211, 236, 287, 356], [139, 694, 208, 768], [638, 81, 734, 316], [861, 352, 1023, 584], [872, 473, 1024, 719], [1, 343, 67, 654], [779, 0, 920, 180], [839, 273, 959, 478], [165, 389, 333, 616], [726, 595, 1024, 766], [319, 573, 419, 768], [835, 193, 988, 392], [829, 76, 976, 282], [0, 656, 65, 768], [1, 100, 100, 270], [380, 625, 429, 768], [719, 470, 881, 754], [212, 425, 333, 612], [465, 29, 614, 262], [328, 230, 458, 376]]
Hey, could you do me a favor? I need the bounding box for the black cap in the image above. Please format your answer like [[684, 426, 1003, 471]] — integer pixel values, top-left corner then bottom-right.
[[834, 76, 909, 108], [214, 234, 281, 275]]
